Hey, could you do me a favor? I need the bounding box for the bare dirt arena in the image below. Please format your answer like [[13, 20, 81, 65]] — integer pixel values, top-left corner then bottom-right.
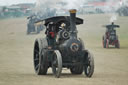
[[0, 14, 128, 85]]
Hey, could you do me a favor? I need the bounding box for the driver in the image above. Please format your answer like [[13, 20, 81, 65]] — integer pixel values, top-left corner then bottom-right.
[[56, 23, 66, 43], [105, 22, 120, 39], [45, 22, 56, 49]]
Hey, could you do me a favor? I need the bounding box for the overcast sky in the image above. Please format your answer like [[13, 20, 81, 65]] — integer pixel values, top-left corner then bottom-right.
[[0, 0, 36, 6]]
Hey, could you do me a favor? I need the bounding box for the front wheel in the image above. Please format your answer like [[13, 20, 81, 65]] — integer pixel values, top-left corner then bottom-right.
[[84, 50, 94, 77], [52, 50, 62, 78]]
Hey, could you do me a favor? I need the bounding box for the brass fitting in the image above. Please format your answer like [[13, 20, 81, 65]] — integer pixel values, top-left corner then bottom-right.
[[69, 9, 77, 13]]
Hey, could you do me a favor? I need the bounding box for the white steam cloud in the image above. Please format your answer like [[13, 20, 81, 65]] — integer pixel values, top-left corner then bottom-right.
[[103, 0, 120, 22], [62, 0, 86, 10], [34, 0, 128, 22], [34, 0, 86, 15], [110, 14, 118, 22], [35, 0, 58, 13], [103, 0, 128, 22]]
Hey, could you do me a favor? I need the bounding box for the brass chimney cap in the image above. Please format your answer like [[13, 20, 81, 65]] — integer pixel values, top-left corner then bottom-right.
[[69, 9, 77, 13]]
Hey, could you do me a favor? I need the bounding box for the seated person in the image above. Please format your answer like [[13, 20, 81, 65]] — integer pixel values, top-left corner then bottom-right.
[[45, 22, 56, 49], [105, 22, 119, 39], [56, 23, 66, 43]]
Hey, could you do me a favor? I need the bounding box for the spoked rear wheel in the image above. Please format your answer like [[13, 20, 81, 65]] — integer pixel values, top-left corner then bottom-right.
[[84, 50, 94, 77], [34, 39, 48, 75], [52, 50, 62, 78]]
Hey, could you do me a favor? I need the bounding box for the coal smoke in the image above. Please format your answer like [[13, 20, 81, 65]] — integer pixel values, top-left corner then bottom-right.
[[34, 0, 128, 22], [103, 0, 128, 22], [34, 0, 87, 18]]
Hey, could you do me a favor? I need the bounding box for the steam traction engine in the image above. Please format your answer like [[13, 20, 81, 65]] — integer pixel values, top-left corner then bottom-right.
[[102, 22, 120, 48], [33, 9, 94, 78], [27, 15, 44, 34]]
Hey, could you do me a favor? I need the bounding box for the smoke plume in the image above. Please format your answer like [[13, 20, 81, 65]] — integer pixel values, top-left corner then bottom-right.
[[34, 0, 128, 22], [34, 0, 86, 17], [104, 0, 128, 22], [62, 0, 86, 10]]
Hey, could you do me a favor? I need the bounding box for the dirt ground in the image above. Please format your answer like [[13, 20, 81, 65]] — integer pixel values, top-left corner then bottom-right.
[[0, 14, 128, 85]]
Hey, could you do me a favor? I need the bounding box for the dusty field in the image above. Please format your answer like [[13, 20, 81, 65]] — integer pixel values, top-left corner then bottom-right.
[[0, 14, 128, 85]]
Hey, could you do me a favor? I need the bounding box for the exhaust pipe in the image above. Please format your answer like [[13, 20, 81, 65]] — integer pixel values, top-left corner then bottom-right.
[[69, 9, 77, 37]]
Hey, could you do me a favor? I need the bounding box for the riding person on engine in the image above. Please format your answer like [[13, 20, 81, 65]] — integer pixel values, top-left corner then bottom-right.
[[45, 22, 57, 49], [105, 22, 120, 38]]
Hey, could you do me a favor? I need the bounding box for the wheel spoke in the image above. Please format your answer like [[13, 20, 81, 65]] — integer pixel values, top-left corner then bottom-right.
[[86, 66, 90, 74], [35, 64, 39, 70], [34, 49, 39, 53], [53, 61, 57, 66], [34, 58, 39, 61], [36, 53, 39, 57]]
